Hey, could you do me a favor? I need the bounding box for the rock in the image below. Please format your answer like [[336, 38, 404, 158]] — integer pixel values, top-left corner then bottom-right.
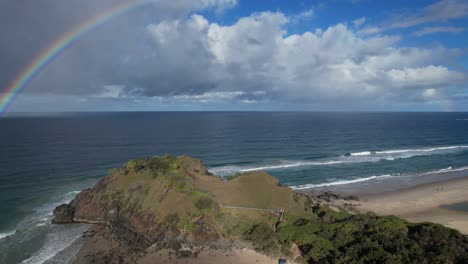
[[313, 191, 360, 202], [290, 242, 302, 259], [343, 195, 359, 201], [52, 203, 75, 223], [317, 191, 340, 201]]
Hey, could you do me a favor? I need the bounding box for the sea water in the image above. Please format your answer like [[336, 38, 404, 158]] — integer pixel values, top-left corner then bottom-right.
[[1, 112, 468, 263]]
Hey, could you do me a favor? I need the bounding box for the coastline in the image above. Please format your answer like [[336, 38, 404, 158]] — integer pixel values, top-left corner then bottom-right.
[[347, 176, 468, 234], [60, 173, 468, 263]]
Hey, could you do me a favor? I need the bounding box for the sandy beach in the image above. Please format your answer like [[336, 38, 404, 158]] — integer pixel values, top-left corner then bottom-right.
[[354, 176, 468, 234]]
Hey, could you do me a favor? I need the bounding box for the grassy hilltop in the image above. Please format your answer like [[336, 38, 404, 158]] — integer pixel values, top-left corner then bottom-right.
[[53, 155, 468, 263]]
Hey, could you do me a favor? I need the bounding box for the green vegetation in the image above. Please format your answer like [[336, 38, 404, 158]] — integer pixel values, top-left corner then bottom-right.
[[126, 154, 177, 177], [69, 155, 468, 263], [243, 211, 468, 263]]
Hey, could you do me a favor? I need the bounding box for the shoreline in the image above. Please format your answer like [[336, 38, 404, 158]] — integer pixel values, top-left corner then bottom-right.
[[345, 176, 468, 234]]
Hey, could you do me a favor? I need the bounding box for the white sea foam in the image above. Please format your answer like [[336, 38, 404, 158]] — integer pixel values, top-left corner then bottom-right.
[[209, 160, 345, 175], [0, 230, 16, 240], [21, 225, 88, 264], [290, 165, 468, 190], [210, 145, 468, 176], [349, 145, 468, 156], [350, 151, 373, 156], [237, 161, 344, 172], [0, 189, 84, 263], [423, 166, 468, 175], [290, 174, 394, 190], [65, 191, 81, 196]]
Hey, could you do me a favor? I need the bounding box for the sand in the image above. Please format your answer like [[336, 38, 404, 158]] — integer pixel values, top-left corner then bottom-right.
[[355, 176, 468, 234]]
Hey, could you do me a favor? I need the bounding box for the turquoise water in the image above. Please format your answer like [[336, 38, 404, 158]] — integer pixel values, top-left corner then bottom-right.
[[1, 112, 468, 263]]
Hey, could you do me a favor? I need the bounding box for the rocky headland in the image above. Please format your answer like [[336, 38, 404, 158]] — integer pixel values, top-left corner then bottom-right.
[[53, 155, 468, 263]]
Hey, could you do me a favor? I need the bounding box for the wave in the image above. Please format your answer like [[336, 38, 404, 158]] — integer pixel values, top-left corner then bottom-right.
[[0, 189, 84, 263], [348, 145, 468, 157], [349, 151, 373, 156], [238, 161, 344, 172], [291, 174, 394, 190], [0, 230, 16, 240], [209, 160, 344, 175], [423, 166, 468, 175], [21, 225, 88, 264], [22, 190, 82, 228], [209, 145, 468, 176], [290, 165, 468, 190]]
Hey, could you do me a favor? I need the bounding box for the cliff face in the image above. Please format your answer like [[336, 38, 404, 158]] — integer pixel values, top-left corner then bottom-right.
[[53, 155, 468, 263]]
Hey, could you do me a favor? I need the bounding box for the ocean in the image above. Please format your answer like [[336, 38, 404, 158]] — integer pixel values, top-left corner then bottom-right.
[[1, 112, 468, 263]]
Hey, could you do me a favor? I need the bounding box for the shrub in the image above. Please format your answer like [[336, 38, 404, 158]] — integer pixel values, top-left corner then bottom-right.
[[244, 223, 278, 253], [195, 197, 214, 210]]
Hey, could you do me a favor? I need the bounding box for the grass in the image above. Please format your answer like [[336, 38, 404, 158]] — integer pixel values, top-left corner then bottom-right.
[[86, 155, 467, 264]]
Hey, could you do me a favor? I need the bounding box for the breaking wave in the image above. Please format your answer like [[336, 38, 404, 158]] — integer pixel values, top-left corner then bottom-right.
[[348, 145, 468, 157], [209, 160, 344, 175], [20, 225, 88, 264], [290, 174, 394, 190], [0, 190, 85, 264], [0, 230, 16, 240], [209, 145, 468, 176], [290, 165, 468, 190]]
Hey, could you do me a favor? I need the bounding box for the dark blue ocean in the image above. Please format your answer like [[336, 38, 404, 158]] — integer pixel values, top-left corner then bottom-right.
[[1, 112, 468, 263]]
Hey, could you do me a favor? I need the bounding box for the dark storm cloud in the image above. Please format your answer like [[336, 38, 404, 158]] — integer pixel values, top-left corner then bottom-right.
[[1, 0, 125, 95], [0, 0, 236, 96]]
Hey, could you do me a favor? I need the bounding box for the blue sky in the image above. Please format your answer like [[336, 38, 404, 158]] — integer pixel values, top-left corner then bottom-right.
[[213, 1, 468, 49], [1, 0, 467, 112]]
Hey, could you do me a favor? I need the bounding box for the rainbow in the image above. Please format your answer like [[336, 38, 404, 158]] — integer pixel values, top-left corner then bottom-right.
[[0, 0, 151, 115]]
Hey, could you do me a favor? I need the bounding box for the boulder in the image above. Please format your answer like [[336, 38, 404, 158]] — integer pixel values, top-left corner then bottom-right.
[[52, 203, 75, 223]]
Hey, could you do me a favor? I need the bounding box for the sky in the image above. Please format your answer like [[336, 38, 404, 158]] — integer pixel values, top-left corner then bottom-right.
[[0, 0, 467, 113]]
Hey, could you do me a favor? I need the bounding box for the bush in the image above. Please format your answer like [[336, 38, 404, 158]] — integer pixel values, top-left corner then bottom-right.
[[244, 223, 278, 254], [195, 197, 214, 210], [126, 155, 176, 175], [245, 208, 468, 264]]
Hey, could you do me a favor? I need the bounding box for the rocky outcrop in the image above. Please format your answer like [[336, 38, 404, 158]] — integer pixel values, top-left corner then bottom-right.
[[52, 155, 225, 251], [51, 204, 74, 223], [52, 155, 468, 264]]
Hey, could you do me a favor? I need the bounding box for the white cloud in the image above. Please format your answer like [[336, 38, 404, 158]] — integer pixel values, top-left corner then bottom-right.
[[140, 12, 465, 105], [94, 85, 127, 99], [290, 8, 314, 23], [200, 0, 237, 14], [423, 88, 438, 99], [172, 91, 245, 102], [93, 85, 145, 99], [352, 17, 366, 28], [360, 0, 468, 34], [385, 66, 464, 89], [412, 26, 464, 36]]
